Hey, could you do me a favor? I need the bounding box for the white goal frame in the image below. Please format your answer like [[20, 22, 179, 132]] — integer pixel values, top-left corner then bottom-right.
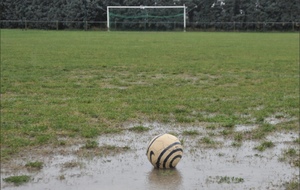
[[107, 5, 186, 31]]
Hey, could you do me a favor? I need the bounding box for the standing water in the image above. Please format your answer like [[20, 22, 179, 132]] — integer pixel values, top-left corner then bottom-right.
[[1, 123, 298, 190]]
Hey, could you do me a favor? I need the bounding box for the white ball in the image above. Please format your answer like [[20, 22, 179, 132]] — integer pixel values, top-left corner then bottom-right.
[[146, 134, 183, 169]]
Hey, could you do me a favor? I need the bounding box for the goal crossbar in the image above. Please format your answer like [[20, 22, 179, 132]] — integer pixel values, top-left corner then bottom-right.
[[107, 5, 186, 31]]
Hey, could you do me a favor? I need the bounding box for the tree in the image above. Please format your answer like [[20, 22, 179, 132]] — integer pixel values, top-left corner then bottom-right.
[[1, 0, 299, 30]]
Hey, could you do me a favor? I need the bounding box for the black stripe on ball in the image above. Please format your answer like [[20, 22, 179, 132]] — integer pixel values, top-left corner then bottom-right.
[[150, 151, 155, 163], [163, 148, 183, 168], [146, 134, 164, 155], [156, 142, 180, 168], [169, 155, 182, 168]]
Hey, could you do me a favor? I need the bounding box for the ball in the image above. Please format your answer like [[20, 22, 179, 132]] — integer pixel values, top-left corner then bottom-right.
[[146, 134, 183, 169]]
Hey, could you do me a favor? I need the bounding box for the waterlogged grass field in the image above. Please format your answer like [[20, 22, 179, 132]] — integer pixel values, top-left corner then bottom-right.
[[1, 30, 299, 188]]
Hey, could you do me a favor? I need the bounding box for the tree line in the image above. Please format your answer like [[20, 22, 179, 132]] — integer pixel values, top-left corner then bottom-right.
[[1, 0, 299, 31]]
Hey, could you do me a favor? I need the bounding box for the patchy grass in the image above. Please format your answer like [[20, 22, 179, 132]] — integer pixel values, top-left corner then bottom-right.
[[279, 148, 300, 167], [260, 123, 276, 133], [3, 175, 31, 186], [62, 161, 84, 169], [254, 141, 275, 151], [217, 176, 244, 184], [220, 129, 231, 136], [77, 144, 130, 157], [1, 30, 299, 161], [206, 124, 217, 130], [234, 133, 243, 142], [83, 140, 98, 149], [199, 137, 222, 148], [231, 141, 242, 147], [201, 137, 215, 144], [58, 175, 66, 180], [284, 179, 300, 190], [25, 161, 43, 170], [128, 125, 150, 132], [249, 123, 278, 140], [180, 138, 185, 146], [182, 130, 200, 136], [206, 176, 244, 184], [294, 138, 300, 144]]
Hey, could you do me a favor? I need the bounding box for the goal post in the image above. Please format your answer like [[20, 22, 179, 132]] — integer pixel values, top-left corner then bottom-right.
[[107, 5, 186, 31]]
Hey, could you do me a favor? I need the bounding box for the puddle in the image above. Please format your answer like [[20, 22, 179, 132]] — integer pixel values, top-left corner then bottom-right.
[[267, 131, 299, 143], [234, 125, 257, 132], [264, 115, 298, 125], [1, 123, 298, 190]]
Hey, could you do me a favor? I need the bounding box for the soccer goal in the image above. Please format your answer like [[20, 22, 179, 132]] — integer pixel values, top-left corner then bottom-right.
[[107, 5, 186, 31]]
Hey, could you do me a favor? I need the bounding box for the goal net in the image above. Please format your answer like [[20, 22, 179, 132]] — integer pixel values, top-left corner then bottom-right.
[[107, 6, 186, 31]]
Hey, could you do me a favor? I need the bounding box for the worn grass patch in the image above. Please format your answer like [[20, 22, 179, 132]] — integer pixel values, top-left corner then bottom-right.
[[1, 30, 299, 161]]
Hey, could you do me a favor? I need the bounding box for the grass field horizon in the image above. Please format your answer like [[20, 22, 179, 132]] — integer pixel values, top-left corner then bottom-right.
[[1, 29, 299, 164]]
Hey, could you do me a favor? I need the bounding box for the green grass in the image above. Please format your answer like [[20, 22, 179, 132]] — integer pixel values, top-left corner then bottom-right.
[[3, 175, 31, 186], [1, 30, 299, 160], [83, 140, 98, 149], [128, 125, 150, 132], [199, 136, 222, 148], [279, 148, 300, 167], [234, 133, 243, 141], [217, 176, 244, 184], [25, 161, 43, 170], [182, 130, 200, 136], [285, 179, 300, 190], [254, 141, 275, 151], [206, 176, 244, 184], [201, 137, 215, 144]]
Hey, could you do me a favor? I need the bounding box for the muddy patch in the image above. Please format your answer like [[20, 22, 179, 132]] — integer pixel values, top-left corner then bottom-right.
[[1, 123, 299, 190]]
